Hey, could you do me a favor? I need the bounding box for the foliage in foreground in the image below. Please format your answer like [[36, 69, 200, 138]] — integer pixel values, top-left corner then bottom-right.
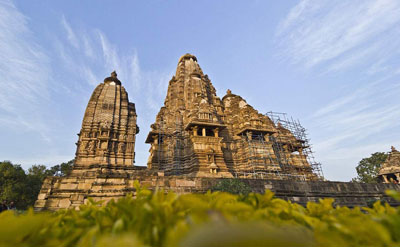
[[1, 185, 400, 247]]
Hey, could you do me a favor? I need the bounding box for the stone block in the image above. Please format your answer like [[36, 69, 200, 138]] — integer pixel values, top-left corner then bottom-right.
[[95, 178, 107, 183], [91, 185, 103, 191], [46, 199, 59, 207], [292, 197, 300, 202], [63, 177, 77, 183], [59, 183, 78, 190], [59, 199, 72, 208], [34, 200, 46, 208], [41, 182, 53, 189], [264, 184, 273, 190], [37, 193, 47, 200], [70, 194, 84, 201], [106, 178, 125, 184], [176, 179, 196, 187], [141, 181, 153, 187], [85, 179, 95, 184], [78, 183, 92, 190], [102, 184, 126, 190]]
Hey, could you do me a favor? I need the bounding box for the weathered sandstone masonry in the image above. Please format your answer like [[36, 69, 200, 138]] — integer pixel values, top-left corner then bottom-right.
[[75, 71, 138, 167], [35, 169, 400, 210]]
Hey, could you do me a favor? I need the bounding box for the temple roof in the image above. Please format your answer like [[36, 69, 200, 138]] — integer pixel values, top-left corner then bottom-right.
[[178, 53, 197, 63], [379, 146, 400, 175]]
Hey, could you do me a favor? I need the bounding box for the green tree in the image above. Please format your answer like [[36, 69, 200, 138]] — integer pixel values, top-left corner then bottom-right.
[[0, 161, 30, 209], [211, 179, 252, 195], [26, 165, 51, 207], [28, 164, 49, 181], [0, 160, 75, 209], [352, 152, 388, 183], [46, 159, 74, 177]]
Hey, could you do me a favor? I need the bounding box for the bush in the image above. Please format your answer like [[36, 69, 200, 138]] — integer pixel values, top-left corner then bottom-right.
[[211, 179, 252, 195], [1, 184, 400, 246]]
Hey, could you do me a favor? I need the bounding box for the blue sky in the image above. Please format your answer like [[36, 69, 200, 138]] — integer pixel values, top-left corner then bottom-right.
[[1, 0, 399, 181]]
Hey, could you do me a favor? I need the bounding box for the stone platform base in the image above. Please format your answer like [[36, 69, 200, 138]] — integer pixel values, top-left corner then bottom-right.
[[34, 165, 400, 211]]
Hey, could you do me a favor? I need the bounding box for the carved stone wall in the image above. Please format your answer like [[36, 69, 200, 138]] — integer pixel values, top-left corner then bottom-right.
[[35, 171, 400, 211]]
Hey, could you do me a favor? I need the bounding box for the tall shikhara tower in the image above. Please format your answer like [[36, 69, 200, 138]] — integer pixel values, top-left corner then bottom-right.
[[35, 72, 141, 211], [146, 54, 232, 177], [146, 54, 318, 180], [75, 71, 138, 166]]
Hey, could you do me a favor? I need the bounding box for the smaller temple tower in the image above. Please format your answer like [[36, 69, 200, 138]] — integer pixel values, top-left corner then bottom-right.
[[378, 146, 400, 183], [75, 71, 139, 166], [34, 72, 142, 211]]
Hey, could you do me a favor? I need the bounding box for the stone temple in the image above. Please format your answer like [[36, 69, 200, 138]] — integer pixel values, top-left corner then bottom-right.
[[146, 54, 319, 180], [75, 71, 138, 167], [34, 54, 400, 211]]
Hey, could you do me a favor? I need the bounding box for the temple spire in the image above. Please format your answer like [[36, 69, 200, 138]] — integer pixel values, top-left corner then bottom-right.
[[104, 70, 121, 85]]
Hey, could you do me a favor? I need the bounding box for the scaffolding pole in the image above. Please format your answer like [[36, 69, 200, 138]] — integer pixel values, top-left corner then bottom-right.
[[266, 111, 324, 180]]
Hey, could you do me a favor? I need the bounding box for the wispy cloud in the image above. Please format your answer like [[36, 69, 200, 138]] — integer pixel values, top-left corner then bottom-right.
[[309, 78, 400, 180], [277, 0, 400, 181], [0, 1, 171, 168], [53, 19, 145, 92], [61, 15, 79, 49], [55, 16, 172, 111], [0, 0, 51, 140], [276, 0, 400, 72]]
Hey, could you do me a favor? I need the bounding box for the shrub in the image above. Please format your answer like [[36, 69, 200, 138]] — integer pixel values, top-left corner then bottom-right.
[[211, 179, 252, 195], [0, 184, 400, 246]]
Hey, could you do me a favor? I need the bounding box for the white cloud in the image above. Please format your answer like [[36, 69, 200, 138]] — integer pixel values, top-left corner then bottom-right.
[[276, 0, 400, 71], [61, 15, 79, 49], [309, 78, 400, 181], [277, 0, 400, 181], [0, 0, 51, 140]]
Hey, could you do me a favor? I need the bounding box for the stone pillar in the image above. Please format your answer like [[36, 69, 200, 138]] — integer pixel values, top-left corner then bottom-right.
[[246, 131, 252, 140], [153, 135, 158, 144], [213, 128, 219, 137], [395, 173, 400, 181], [202, 127, 206, 137], [298, 148, 304, 158], [193, 126, 198, 136], [383, 175, 389, 183]]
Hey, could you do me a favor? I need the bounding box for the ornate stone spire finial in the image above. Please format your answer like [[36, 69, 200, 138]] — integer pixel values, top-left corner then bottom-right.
[[104, 70, 121, 85], [391, 146, 398, 152], [227, 89, 232, 94]]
